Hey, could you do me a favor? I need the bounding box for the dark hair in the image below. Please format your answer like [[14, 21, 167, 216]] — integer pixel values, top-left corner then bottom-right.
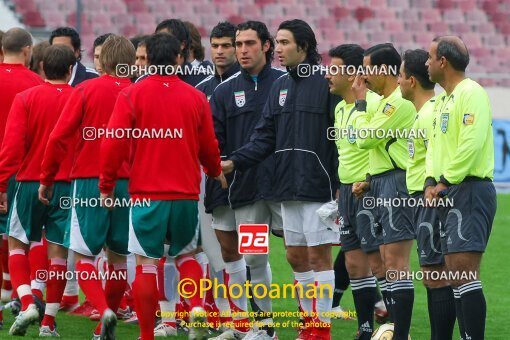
[[93, 33, 113, 50], [237, 21, 274, 63], [210, 21, 236, 45], [155, 19, 190, 60], [278, 19, 321, 65], [1, 27, 33, 54], [329, 44, 364, 68], [49, 27, 81, 51], [131, 35, 150, 49], [43, 44, 76, 80], [145, 33, 181, 68], [184, 21, 205, 61], [364, 43, 401, 76], [402, 49, 435, 90], [30, 41, 50, 73], [433, 36, 469, 72]]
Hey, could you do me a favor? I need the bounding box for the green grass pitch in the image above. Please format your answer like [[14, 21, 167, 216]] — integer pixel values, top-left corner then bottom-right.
[[1, 194, 508, 339]]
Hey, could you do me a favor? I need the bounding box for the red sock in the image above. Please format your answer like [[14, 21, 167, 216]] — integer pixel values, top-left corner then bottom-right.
[[105, 263, 127, 313], [8, 249, 33, 310], [29, 240, 48, 300], [42, 258, 67, 329], [76, 259, 108, 315], [133, 264, 158, 340], [176, 257, 203, 308], [1, 236, 11, 291], [94, 322, 102, 336]]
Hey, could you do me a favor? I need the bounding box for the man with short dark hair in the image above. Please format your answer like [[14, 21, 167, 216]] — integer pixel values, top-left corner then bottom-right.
[[325, 43, 384, 339], [98, 33, 226, 340], [399, 48, 457, 340], [351, 43, 417, 340], [0, 28, 43, 311], [0, 44, 75, 336], [425, 35, 496, 340], [93, 33, 113, 75], [49, 27, 98, 86], [222, 19, 339, 340]]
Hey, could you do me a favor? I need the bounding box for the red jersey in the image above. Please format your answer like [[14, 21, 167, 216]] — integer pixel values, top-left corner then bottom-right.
[[0, 83, 74, 191], [0, 63, 43, 145], [99, 75, 221, 200], [40, 74, 131, 185]]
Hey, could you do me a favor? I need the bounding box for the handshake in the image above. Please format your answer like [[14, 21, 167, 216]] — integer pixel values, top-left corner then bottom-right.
[[214, 160, 235, 189]]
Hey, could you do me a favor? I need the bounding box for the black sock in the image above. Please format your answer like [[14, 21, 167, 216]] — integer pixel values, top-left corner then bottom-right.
[[377, 277, 394, 322], [428, 286, 456, 340], [459, 281, 486, 340], [333, 250, 350, 307], [453, 288, 466, 340], [351, 277, 377, 340], [390, 280, 414, 340]]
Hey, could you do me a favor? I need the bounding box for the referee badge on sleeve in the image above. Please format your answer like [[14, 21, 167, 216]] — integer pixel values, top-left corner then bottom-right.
[[463, 113, 474, 125], [440, 113, 449, 133], [407, 139, 415, 158], [382, 103, 396, 116]]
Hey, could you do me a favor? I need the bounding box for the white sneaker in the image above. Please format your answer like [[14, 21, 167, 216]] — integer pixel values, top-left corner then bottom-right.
[[154, 322, 178, 336], [188, 306, 208, 340], [331, 305, 356, 320], [209, 328, 248, 339], [100, 308, 117, 340], [39, 325, 60, 337], [9, 304, 39, 335], [244, 329, 277, 340]]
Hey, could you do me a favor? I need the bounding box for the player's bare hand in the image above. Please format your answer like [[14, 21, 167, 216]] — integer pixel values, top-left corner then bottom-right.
[[351, 74, 367, 100], [352, 181, 369, 199], [38, 184, 53, 206], [0, 193, 7, 214], [100, 192, 115, 211], [215, 171, 228, 189], [221, 160, 234, 175], [335, 188, 340, 202], [424, 186, 437, 207]]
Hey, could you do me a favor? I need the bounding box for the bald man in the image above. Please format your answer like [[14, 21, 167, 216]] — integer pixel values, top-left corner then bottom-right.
[[425, 35, 496, 340]]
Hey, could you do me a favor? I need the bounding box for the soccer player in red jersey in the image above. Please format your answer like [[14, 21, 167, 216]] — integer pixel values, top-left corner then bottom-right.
[[39, 35, 135, 339], [0, 28, 43, 317], [0, 45, 75, 336], [98, 33, 226, 340]]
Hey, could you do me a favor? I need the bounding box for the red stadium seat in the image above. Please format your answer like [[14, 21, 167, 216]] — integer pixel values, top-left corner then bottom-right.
[[451, 22, 472, 34], [23, 10, 45, 27], [385, 21, 404, 33], [443, 9, 465, 23], [354, 7, 374, 22], [332, 6, 350, 20], [406, 21, 427, 33], [428, 22, 449, 35], [392, 31, 413, 44]]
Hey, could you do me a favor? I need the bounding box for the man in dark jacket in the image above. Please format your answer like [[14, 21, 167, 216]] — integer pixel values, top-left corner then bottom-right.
[[49, 27, 98, 87], [222, 20, 339, 340], [209, 21, 285, 340]]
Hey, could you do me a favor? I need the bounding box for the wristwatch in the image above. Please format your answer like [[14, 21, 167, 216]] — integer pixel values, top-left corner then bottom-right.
[[355, 99, 367, 111]]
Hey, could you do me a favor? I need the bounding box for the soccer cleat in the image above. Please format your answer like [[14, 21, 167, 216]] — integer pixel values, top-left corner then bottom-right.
[[331, 305, 355, 320], [244, 329, 278, 340], [124, 311, 138, 324], [69, 300, 95, 317], [209, 328, 248, 339], [33, 294, 46, 322], [374, 299, 389, 324], [188, 306, 208, 340], [59, 295, 79, 312], [91, 333, 101, 340], [10, 297, 22, 316], [9, 304, 39, 335], [154, 322, 177, 336], [100, 308, 117, 340], [39, 325, 60, 337]]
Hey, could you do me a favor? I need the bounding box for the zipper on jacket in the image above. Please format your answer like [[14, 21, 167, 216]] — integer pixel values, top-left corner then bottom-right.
[[255, 78, 258, 91]]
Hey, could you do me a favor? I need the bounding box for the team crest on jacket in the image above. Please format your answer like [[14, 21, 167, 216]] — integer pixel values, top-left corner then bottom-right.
[[279, 89, 288, 107], [440, 113, 449, 133], [234, 91, 245, 107]]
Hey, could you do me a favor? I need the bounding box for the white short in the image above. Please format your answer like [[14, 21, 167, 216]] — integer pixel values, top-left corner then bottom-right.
[[234, 200, 283, 232], [211, 205, 237, 231], [281, 201, 340, 247], [199, 172, 225, 272]]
